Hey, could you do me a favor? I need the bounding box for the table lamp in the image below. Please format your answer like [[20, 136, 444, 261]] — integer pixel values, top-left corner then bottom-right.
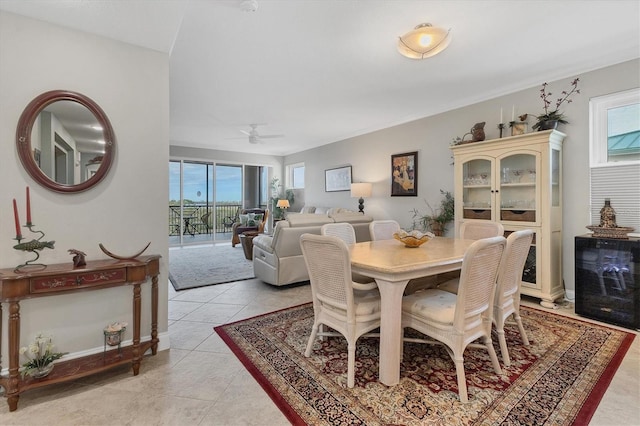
[[351, 182, 372, 214], [276, 199, 290, 218]]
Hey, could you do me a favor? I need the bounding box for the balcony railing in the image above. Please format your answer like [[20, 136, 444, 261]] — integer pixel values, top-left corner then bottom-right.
[[169, 203, 242, 236]]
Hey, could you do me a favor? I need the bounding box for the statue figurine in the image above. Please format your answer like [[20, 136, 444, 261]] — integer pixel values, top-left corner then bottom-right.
[[68, 249, 87, 267]]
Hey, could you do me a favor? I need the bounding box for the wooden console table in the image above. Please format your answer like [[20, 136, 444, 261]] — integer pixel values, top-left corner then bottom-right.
[[0, 255, 160, 411]]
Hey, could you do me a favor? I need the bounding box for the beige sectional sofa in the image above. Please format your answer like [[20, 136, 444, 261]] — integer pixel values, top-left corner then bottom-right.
[[252, 211, 373, 286]]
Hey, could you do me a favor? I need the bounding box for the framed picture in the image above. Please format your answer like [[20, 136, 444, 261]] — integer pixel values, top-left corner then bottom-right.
[[33, 148, 41, 167], [391, 151, 417, 196], [325, 166, 352, 192]]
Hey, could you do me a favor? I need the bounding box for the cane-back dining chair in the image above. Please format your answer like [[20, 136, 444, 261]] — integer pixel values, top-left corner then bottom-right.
[[401, 236, 506, 402], [321, 223, 377, 290], [300, 234, 381, 388], [368, 220, 401, 241], [493, 229, 534, 366]]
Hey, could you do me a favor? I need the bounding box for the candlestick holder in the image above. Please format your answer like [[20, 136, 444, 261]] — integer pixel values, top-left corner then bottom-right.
[[498, 123, 505, 138], [13, 222, 55, 272]]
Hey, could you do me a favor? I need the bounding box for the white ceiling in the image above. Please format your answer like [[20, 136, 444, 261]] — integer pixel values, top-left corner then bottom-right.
[[1, 0, 639, 156]]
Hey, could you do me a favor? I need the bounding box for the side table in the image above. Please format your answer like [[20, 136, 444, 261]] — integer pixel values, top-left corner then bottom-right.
[[240, 231, 260, 260]]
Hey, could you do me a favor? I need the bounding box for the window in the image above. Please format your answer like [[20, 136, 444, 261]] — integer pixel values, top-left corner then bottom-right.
[[589, 88, 640, 233], [287, 163, 305, 189]]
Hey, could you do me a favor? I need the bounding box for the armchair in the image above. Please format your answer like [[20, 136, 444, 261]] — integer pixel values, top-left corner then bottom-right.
[[231, 208, 268, 247]]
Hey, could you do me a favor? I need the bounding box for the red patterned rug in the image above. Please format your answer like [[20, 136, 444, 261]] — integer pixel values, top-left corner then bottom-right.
[[214, 303, 634, 425]]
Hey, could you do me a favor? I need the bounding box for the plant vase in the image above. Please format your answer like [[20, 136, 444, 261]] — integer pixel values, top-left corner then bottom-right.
[[28, 363, 54, 379], [537, 120, 558, 131], [430, 222, 445, 237]]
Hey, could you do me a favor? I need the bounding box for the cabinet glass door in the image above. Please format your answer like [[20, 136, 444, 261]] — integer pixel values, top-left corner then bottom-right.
[[499, 153, 536, 222], [462, 158, 492, 220]]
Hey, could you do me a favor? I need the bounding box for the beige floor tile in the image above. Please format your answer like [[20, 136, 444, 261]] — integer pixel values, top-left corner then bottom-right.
[[181, 302, 245, 324]]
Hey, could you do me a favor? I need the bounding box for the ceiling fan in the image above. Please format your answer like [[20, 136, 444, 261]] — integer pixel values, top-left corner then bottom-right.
[[239, 124, 285, 144]]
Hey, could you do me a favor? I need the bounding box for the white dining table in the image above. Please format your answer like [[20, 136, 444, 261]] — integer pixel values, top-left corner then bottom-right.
[[349, 237, 476, 386]]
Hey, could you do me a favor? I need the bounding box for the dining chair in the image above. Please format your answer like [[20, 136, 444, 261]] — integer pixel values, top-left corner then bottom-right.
[[459, 220, 504, 240], [401, 236, 506, 403], [300, 234, 382, 388], [369, 220, 401, 241], [436, 220, 505, 294], [493, 229, 534, 367], [321, 223, 377, 289]]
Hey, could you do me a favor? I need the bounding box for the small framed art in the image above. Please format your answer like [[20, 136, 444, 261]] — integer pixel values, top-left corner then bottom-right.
[[391, 151, 417, 196], [325, 166, 352, 192]]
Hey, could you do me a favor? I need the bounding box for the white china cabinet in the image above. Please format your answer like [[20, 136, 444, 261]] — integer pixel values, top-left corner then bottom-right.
[[451, 130, 565, 307]]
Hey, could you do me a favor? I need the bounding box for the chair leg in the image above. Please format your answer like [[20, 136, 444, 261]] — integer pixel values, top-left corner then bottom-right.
[[513, 313, 530, 346], [347, 341, 356, 388], [496, 327, 510, 367], [484, 335, 503, 375], [305, 323, 319, 357], [453, 356, 468, 403]]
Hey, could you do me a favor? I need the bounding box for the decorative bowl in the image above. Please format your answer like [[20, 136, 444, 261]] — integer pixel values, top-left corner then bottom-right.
[[393, 230, 434, 248]]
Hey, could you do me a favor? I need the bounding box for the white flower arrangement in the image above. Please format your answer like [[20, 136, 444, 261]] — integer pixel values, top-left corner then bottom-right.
[[19, 333, 66, 378]]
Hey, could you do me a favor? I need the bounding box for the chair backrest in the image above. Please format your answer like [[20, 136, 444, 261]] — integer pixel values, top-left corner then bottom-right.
[[300, 234, 354, 314], [460, 221, 504, 240], [258, 209, 269, 233], [495, 230, 534, 305], [369, 220, 401, 241], [321, 223, 356, 245], [454, 236, 506, 327]]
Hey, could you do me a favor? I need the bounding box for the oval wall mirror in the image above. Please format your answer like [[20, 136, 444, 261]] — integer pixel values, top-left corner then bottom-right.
[[16, 90, 116, 193]]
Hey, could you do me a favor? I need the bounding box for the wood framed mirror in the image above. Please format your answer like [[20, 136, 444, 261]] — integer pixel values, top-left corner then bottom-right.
[[16, 90, 116, 193]]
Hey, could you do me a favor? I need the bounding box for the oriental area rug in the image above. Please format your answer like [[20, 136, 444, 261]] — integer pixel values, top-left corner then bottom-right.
[[215, 303, 634, 426], [169, 244, 255, 291]]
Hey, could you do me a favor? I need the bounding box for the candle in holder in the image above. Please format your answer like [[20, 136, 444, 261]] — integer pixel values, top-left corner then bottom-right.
[[511, 105, 515, 122], [13, 199, 22, 239], [26, 186, 32, 225], [500, 108, 503, 123]]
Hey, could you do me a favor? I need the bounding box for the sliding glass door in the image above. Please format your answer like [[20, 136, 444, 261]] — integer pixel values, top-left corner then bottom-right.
[[169, 160, 270, 246]]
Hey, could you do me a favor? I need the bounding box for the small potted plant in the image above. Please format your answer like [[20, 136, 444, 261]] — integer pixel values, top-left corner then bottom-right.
[[411, 190, 455, 236], [19, 333, 67, 379], [532, 77, 580, 131]]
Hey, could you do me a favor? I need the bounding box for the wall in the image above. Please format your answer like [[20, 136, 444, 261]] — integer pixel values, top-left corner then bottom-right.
[[0, 12, 170, 363], [285, 59, 640, 300]]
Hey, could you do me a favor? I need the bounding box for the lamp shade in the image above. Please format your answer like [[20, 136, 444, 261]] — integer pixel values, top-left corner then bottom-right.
[[398, 23, 451, 59], [276, 199, 290, 209], [351, 182, 372, 198]]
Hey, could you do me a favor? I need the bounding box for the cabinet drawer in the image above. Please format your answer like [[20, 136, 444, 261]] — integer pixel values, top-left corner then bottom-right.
[[30, 268, 127, 293], [501, 209, 535, 222], [463, 209, 491, 220]]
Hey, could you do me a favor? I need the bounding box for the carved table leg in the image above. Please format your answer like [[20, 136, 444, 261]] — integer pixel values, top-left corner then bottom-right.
[[7, 301, 21, 411], [132, 283, 141, 375], [151, 274, 158, 355]]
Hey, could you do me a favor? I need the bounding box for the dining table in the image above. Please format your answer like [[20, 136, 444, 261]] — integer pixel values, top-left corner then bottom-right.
[[349, 236, 476, 386]]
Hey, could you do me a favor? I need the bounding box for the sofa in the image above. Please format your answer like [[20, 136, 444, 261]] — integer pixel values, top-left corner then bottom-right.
[[252, 211, 373, 286]]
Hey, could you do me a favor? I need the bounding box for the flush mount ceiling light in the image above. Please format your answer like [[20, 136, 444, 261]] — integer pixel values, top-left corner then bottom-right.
[[240, 0, 258, 12], [397, 23, 451, 59]]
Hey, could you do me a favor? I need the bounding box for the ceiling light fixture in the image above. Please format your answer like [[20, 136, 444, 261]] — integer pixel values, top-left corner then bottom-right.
[[240, 0, 258, 12], [397, 23, 451, 59]]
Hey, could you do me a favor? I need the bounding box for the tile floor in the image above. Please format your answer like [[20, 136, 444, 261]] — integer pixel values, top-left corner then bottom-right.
[[0, 277, 638, 425]]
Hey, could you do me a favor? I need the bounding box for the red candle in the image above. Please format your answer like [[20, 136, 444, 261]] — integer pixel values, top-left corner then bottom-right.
[[13, 199, 22, 239], [26, 186, 32, 225]]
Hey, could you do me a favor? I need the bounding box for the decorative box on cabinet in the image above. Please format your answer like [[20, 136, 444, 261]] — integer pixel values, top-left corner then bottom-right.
[[451, 130, 565, 307], [575, 235, 639, 330], [0, 255, 161, 411]]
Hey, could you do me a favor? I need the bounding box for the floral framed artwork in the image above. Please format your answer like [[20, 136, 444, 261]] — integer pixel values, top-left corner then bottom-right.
[[391, 151, 417, 196], [325, 166, 352, 192]]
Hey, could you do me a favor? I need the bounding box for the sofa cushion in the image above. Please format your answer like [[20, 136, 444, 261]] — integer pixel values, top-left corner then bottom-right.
[[300, 205, 316, 214], [239, 214, 249, 226], [286, 213, 334, 227], [331, 212, 374, 224]]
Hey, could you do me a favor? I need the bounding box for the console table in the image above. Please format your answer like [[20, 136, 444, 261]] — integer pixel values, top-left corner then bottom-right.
[[0, 255, 161, 411]]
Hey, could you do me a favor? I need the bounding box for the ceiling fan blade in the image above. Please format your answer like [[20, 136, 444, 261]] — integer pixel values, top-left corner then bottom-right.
[[239, 130, 251, 136], [258, 134, 285, 139]]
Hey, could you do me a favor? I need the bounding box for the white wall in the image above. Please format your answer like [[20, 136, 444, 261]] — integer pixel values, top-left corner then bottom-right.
[[285, 59, 640, 300], [0, 12, 170, 362]]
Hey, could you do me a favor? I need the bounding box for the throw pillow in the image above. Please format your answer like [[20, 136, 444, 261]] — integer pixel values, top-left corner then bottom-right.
[[247, 213, 256, 226], [239, 214, 249, 226]]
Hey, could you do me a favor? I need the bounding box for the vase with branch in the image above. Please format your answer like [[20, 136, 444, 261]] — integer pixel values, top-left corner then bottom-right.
[[532, 77, 580, 131]]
